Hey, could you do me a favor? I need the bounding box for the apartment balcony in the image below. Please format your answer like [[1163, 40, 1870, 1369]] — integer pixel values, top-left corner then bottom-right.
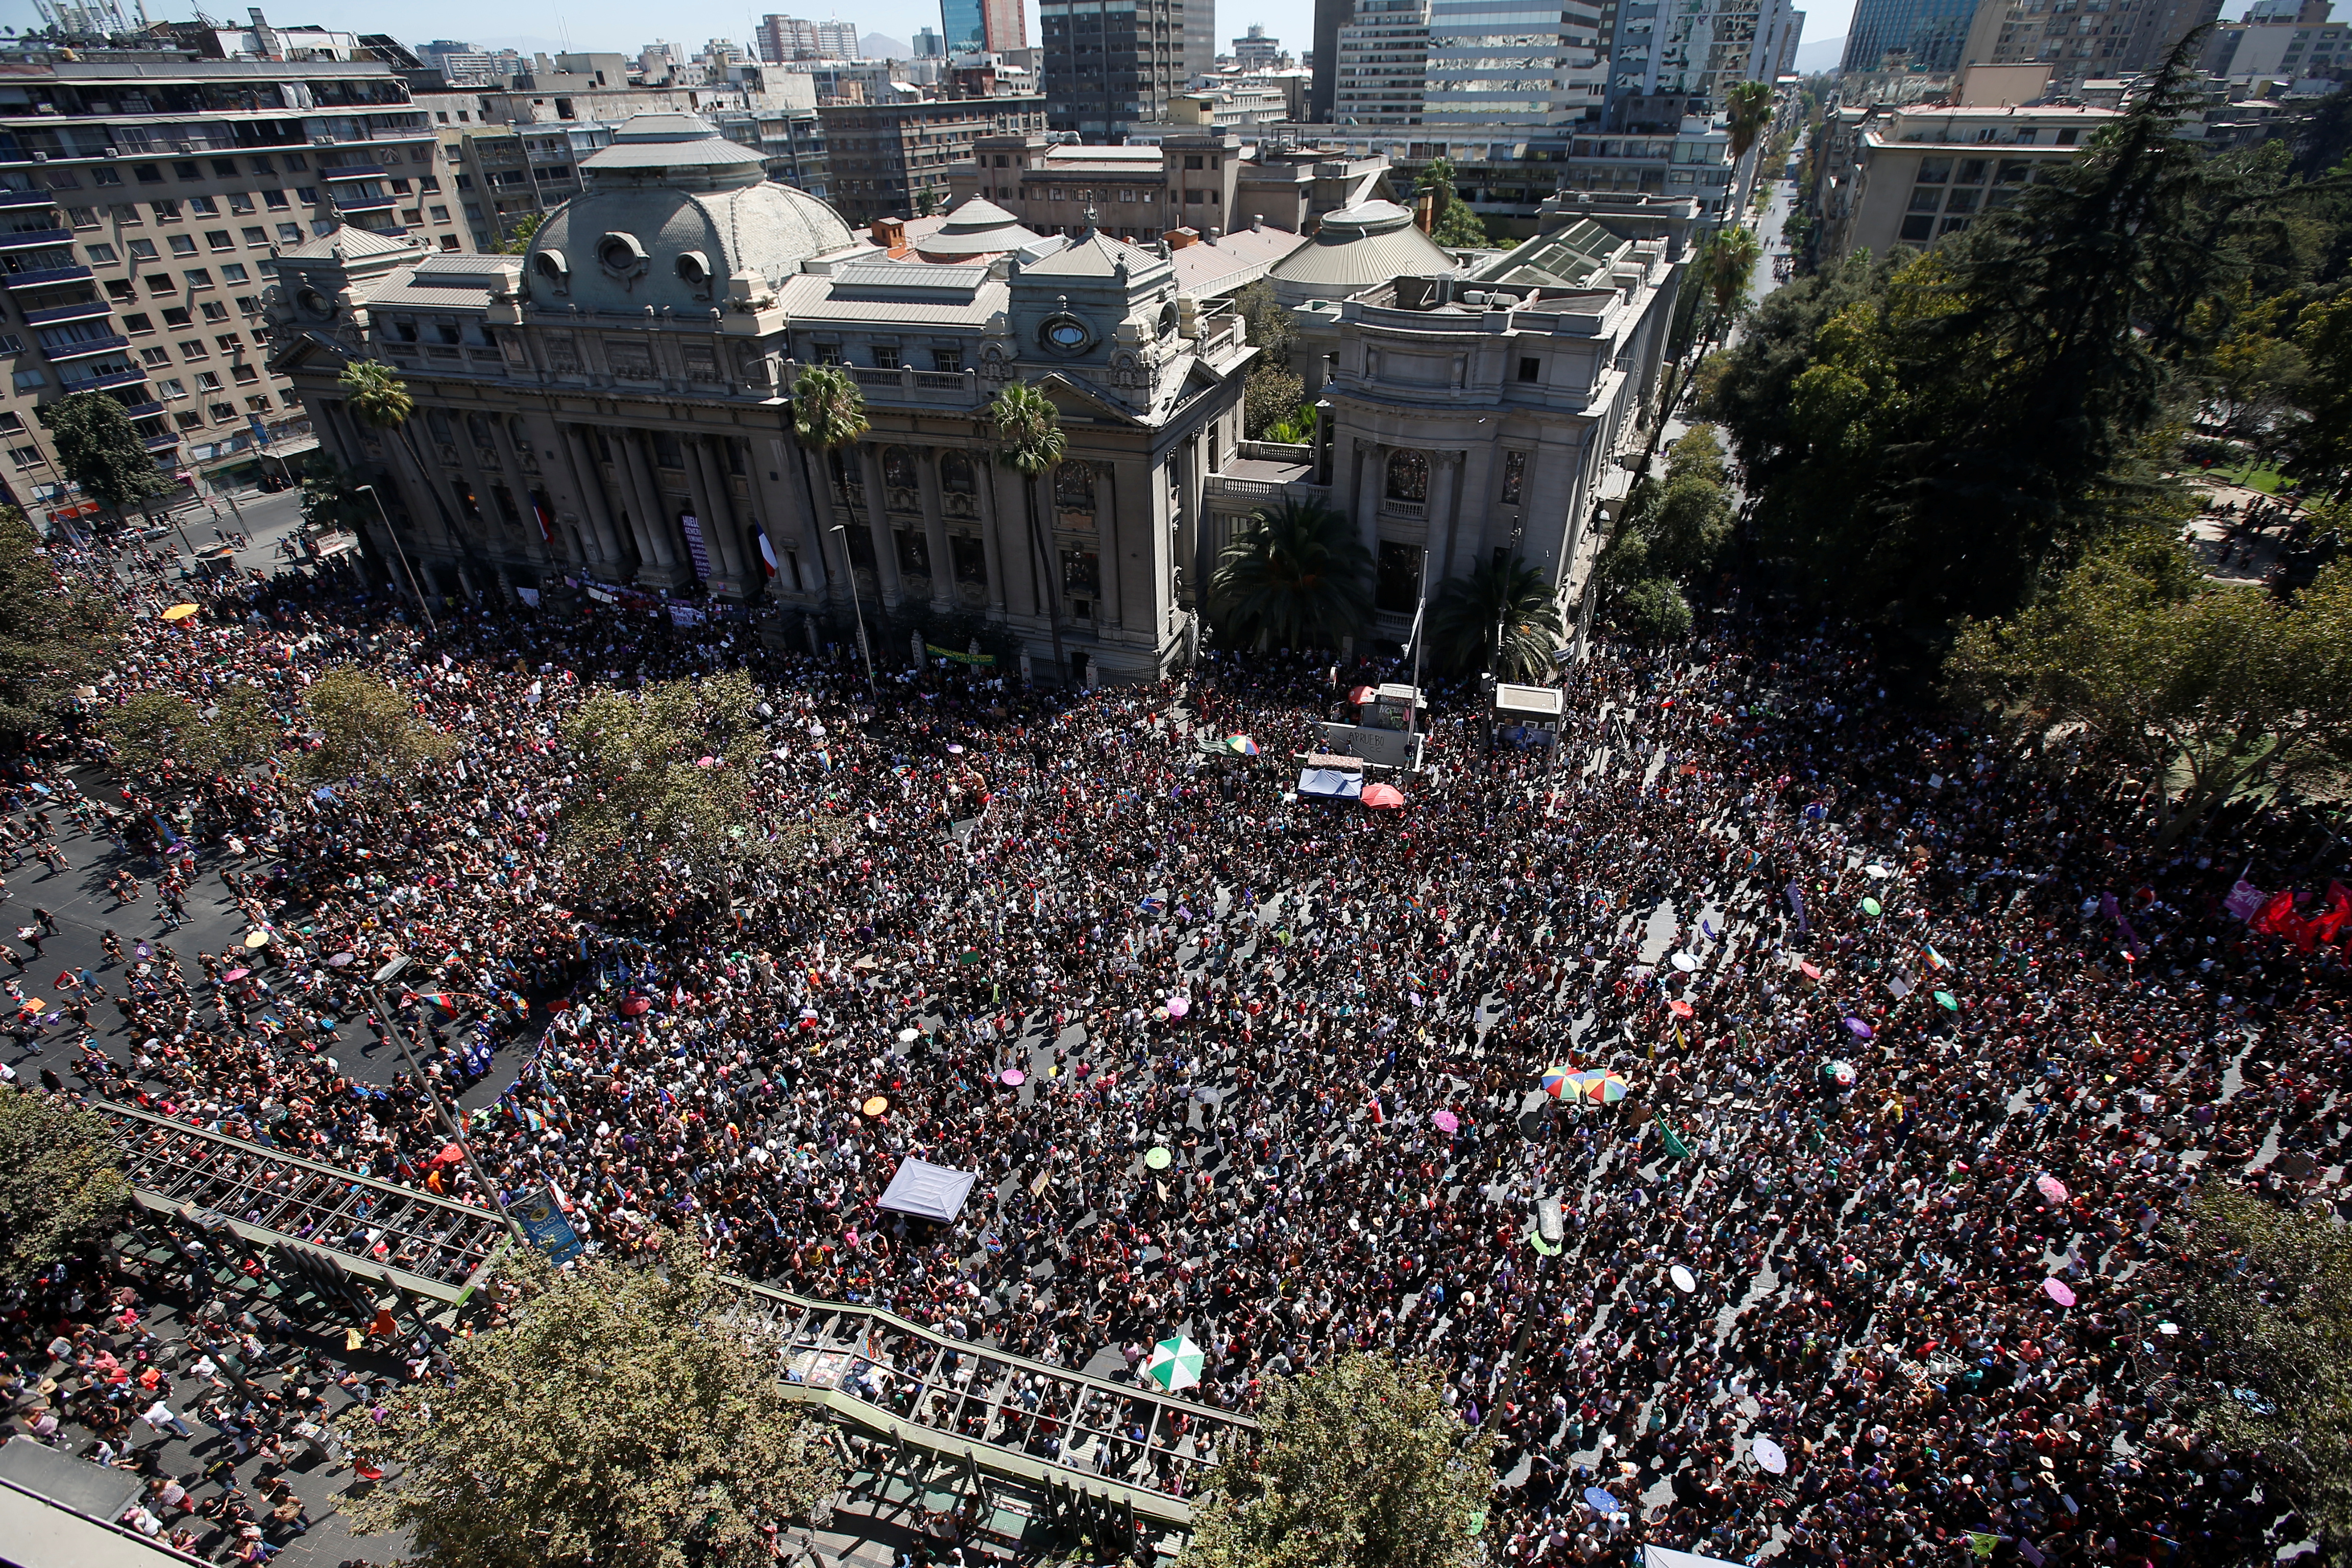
[[144, 431, 182, 451], [21, 299, 114, 326], [57, 364, 146, 394], [0, 227, 72, 252], [331, 191, 400, 213], [0, 189, 58, 210], [42, 333, 132, 361], [321, 164, 388, 181], [1, 264, 92, 289]]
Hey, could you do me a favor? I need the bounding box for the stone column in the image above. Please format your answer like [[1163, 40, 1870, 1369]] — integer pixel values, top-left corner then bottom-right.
[[917, 448, 953, 612], [700, 435, 760, 590], [1353, 439, 1382, 563], [856, 444, 902, 604], [1432, 449, 1468, 584], [486, 424, 556, 575], [974, 453, 1011, 616], [560, 425, 627, 570], [678, 434, 732, 593], [619, 431, 690, 588]]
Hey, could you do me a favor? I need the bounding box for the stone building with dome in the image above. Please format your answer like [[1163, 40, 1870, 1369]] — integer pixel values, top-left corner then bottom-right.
[[266, 112, 1254, 683]]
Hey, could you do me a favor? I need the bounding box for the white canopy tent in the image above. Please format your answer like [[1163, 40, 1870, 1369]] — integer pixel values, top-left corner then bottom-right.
[[876, 1157, 978, 1222]]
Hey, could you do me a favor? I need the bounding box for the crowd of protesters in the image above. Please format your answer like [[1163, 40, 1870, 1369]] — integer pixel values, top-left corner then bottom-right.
[[8, 550, 2351, 1568]]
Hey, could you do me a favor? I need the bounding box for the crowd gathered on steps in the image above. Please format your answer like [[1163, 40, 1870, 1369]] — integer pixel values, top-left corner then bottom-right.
[[7, 559, 2351, 1568]]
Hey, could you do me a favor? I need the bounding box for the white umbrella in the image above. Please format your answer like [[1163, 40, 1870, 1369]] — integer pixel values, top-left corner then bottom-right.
[[1144, 1334, 1205, 1392]]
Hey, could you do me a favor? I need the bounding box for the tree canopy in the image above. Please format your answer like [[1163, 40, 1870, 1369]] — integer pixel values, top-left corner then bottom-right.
[[339, 1234, 841, 1568], [556, 669, 772, 885], [298, 667, 455, 786], [1212, 499, 1373, 652], [1183, 1354, 1494, 1568], [0, 1086, 131, 1284], [104, 684, 281, 785], [1595, 425, 1733, 643], [0, 506, 114, 732], [1428, 554, 1564, 679], [37, 391, 170, 519]]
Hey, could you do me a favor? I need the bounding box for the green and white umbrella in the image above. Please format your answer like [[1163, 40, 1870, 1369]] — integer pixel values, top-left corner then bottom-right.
[[1144, 1334, 1205, 1392]]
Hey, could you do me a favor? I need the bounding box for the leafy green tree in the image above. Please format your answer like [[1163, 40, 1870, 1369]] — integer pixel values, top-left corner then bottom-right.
[[103, 684, 279, 783], [1244, 364, 1306, 441], [497, 212, 546, 254], [296, 453, 379, 541], [1416, 157, 1491, 249], [339, 1234, 841, 1568], [1429, 554, 1563, 679], [298, 667, 455, 787], [2290, 291, 2352, 497], [1235, 280, 1294, 369], [556, 670, 771, 885], [1211, 498, 1371, 651], [989, 382, 1070, 681], [0, 506, 114, 732], [1183, 1354, 1493, 1568], [1948, 543, 2352, 844], [37, 391, 170, 524], [0, 1086, 131, 1284], [1724, 81, 1777, 163], [2167, 1185, 2352, 1561], [1611, 576, 1694, 643]]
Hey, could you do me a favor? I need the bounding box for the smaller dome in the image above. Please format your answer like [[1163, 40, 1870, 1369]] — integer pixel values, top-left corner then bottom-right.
[[916, 197, 1044, 262], [1272, 199, 1455, 295]]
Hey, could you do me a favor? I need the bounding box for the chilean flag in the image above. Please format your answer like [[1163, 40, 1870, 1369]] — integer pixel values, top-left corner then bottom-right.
[[754, 525, 780, 579]]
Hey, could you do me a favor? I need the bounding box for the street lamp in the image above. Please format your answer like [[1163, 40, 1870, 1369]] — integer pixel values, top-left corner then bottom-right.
[[365, 955, 528, 1248], [827, 521, 878, 694], [353, 483, 438, 638]]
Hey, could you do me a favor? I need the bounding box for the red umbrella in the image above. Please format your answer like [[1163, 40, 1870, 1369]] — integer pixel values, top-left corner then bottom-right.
[[1348, 684, 1377, 705], [432, 1143, 464, 1165], [1361, 782, 1406, 809], [620, 995, 653, 1017]]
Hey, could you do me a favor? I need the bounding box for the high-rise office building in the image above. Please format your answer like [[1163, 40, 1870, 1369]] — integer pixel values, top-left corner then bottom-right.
[[1841, 0, 1983, 73], [1232, 23, 1288, 67], [942, 0, 987, 54], [1187, 0, 1218, 80], [1608, 0, 1800, 113], [1310, 0, 1350, 118], [1042, 0, 1194, 138], [983, 0, 1028, 52], [1423, 0, 1606, 126], [1331, 0, 1428, 122], [757, 15, 863, 62], [1959, 0, 2221, 90]]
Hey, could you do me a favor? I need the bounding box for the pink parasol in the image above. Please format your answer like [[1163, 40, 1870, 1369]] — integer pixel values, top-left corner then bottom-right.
[[2036, 1174, 2069, 1204], [1000, 1068, 1026, 1086], [221, 968, 250, 982], [1166, 994, 1190, 1018], [1432, 1110, 1459, 1133], [1360, 782, 1406, 810], [2043, 1277, 2077, 1308]]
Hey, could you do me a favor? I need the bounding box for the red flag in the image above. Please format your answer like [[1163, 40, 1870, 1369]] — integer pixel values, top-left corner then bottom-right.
[[2312, 882, 2352, 948], [2252, 889, 2299, 939]]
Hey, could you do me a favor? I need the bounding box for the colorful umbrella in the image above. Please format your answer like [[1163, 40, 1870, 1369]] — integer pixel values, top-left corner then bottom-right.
[[1667, 998, 1695, 1019], [1224, 734, 1260, 756], [2043, 1277, 2077, 1308], [1000, 1068, 1026, 1086], [1432, 1109, 1459, 1133], [243, 930, 270, 948], [1861, 897, 1882, 917], [1144, 1145, 1173, 1170], [1540, 1064, 1578, 1099], [2036, 1174, 2068, 1204], [161, 603, 200, 622], [1144, 1334, 1205, 1392], [861, 1096, 889, 1117], [1843, 1016, 1873, 1038], [221, 968, 251, 982], [1574, 1071, 1630, 1104], [1166, 994, 1190, 1019], [619, 995, 653, 1017], [1933, 990, 1959, 1011], [1826, 1061, 1857, 1088], [1360, 782, 1406, 809]]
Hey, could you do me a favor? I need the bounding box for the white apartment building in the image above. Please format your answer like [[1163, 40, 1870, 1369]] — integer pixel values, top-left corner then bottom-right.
[[1332, 0, 1430, 124], [1423, 0, 1607, 126], [1812, 92, 2117, 262]]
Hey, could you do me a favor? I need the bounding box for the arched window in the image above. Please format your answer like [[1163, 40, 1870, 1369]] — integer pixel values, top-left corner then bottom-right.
[[939, 451, 975, 495], [1054, 462, 1095, 510], [1385, 449, 1428, 503], [883, 446, 919, 488]]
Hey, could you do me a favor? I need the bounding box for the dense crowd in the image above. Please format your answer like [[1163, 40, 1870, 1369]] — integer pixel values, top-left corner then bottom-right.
[[10, 552, 2352, 1568]]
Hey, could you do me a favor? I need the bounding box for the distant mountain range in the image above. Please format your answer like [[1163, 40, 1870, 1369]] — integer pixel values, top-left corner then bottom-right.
[[861, 32, 913, 58], [1793, 34, 1845, 73]]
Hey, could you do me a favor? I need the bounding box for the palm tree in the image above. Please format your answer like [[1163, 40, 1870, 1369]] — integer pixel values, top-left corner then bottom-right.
[[1430, 553, 1565, 680], [1724, 81, 1776, 164], [789, 364, 874, 690], [1210, 498, 1371, 652], [1700, 225, 1763, 333], [988, 383, 1068, 683], [338, 358, 463, 584]]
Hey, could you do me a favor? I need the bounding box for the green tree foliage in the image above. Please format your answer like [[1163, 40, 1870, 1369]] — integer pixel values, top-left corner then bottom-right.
[[556, 670, 772, 884], [1725, 81, 1777, 163], [788, 362, 872, 576], [497, 212, 546, 254], [0, 1086, 130, 1284], [1429, 553, 1564, 679], [1183, 1354, 1494, 1568], [339, 1235, 841, 1568], [1235, 280, 1294, 369], [2168, 1185, 2352, 1560], [0, 506, 114, 732], [1713, 42, 2293, 630], [1212, 499, 1371, 651], [1597, 426, 1734, 643], [2290, 291, 2352, 497], [990, 383, 1070, 679], [298, 667, 455, 787], [1415, 157, 1492, 248], [1612, 576, 1694, 643], [338, 359, 462, 554], [1244, 364, 1306, 440], [104, 684, 280, 783], [37, 391, 170, 520], [1948, 541, 2352, 843], [296, 454, 379, 540]]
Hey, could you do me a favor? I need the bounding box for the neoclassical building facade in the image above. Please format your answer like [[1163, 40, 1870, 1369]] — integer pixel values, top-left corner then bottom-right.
[[267, 114, 1252, 682]]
